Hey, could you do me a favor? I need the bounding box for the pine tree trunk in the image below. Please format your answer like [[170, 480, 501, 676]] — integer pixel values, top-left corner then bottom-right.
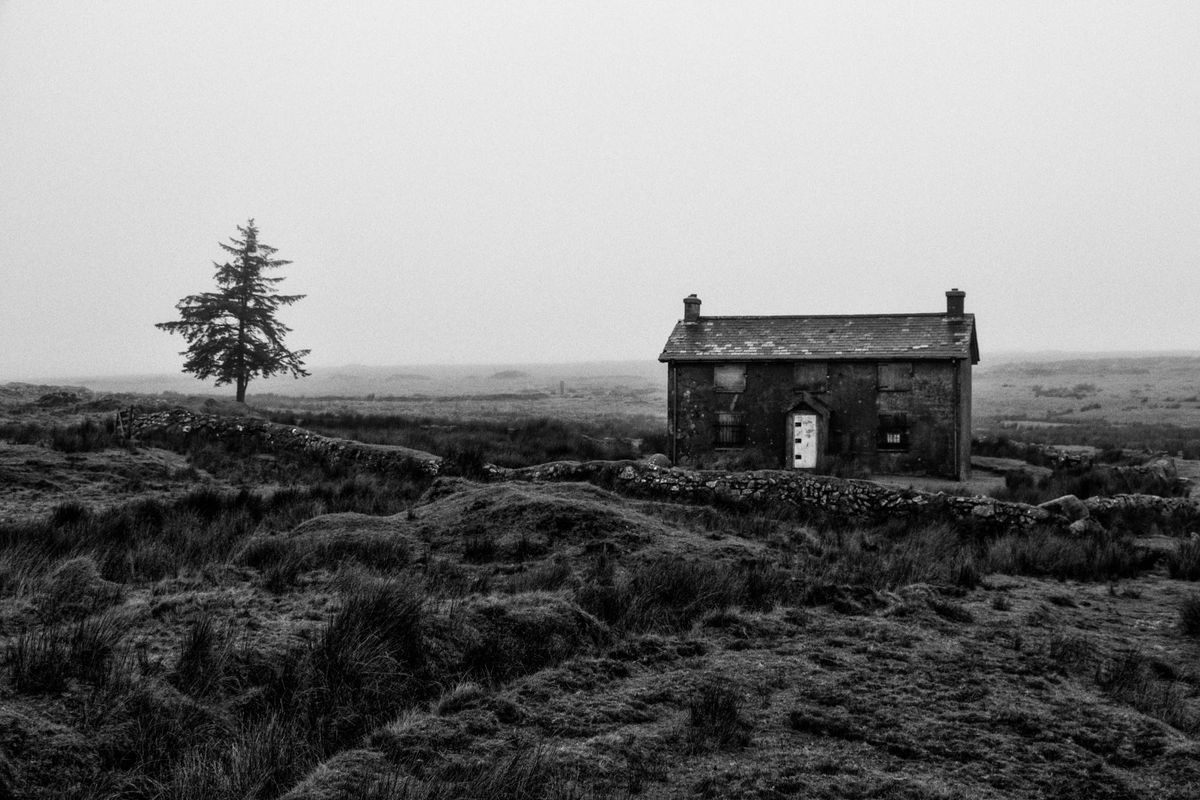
[[236, 378, 247, 403]]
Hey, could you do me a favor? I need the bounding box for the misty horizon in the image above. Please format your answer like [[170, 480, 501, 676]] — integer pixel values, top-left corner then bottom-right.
[[3, 2, 1198, 379]]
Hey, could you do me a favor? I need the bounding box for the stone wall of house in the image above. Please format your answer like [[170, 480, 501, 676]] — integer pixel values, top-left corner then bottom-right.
[[122, 407, 443, 476], [667, 359, 968, 478]]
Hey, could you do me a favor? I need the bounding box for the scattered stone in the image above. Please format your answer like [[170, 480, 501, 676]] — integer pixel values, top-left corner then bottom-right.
[[1038, 494, 1090, 522], [1068, 518, 1106, 537]]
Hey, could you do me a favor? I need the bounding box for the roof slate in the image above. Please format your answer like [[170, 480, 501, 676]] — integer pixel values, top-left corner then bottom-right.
[[658, 314, 979, 363]]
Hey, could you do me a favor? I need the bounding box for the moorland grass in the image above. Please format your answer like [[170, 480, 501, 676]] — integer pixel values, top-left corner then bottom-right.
[[4, 412, 1196, 799], [0, 417, 120, 453], [260, 408, 670, 467]]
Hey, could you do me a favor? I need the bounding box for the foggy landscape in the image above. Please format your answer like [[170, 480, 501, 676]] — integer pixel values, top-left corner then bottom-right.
[[3, 2, 1200, 799]]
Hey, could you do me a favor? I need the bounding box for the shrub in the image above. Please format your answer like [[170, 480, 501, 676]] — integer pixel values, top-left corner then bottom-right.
[[49, 418, 117, 453]]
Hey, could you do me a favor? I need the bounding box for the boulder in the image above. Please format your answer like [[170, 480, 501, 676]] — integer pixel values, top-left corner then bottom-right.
[[1068, 518, 1106, 537], [642, 453, 671, 468], [1038, 494, 1090, 522]]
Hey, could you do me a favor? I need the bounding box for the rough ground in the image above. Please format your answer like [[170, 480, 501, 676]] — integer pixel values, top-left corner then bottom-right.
[[2, 393, 1200, 798], [0, 442, 219, 523], [282, 569, 1200, 799]]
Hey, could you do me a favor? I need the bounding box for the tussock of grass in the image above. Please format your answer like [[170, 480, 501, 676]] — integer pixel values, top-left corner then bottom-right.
[[1096, 650, 1198, 733], [298, 578, 427, 751], [1167, 538, 1200, 580], [356, 747, 591, 800], [171, 612, 236, 697], [686, 678, 751, 752], [1179, 594, 1200, 637], [38, 555, 124, 621], [7, 626, 71, 693], [453, 592, 609, 682], [0, 417, 119, 453], [575, 555, 742, 632], [161, 714, 316, 800], [435, 681, 487, 715], [983, 527, 1155, 582]]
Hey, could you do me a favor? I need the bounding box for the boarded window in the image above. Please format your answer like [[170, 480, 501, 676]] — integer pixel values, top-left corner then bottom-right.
[[716, 412, 747, 448], [714, 364, 746, 392], [793, 361, 828, 392], [878, 362, 913, 391], [877, 413, 910, 451]]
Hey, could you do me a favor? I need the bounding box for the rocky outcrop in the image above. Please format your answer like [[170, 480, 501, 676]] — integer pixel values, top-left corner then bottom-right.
[[122, 407, 443, 476]]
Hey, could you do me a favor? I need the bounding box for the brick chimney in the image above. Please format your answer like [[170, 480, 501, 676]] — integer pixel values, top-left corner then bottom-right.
[[945, 288, 965, 318], [683, 294, 701, 323]]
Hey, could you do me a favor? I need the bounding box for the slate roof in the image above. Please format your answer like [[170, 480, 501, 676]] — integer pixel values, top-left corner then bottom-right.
[[659, 314, 979, 363]]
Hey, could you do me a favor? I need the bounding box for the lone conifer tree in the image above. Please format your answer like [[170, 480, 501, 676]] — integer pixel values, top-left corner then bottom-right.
[[157, 219, 310, 402]]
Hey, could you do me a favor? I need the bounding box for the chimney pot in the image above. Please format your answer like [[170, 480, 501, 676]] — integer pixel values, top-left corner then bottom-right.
[[683, 294, 701, 322], [945, 289, 965, 318]]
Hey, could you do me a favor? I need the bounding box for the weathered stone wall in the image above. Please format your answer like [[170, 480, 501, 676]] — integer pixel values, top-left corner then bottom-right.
[[493, 460, 1050, 531], [494, 460, 1200, 534], [667, 359, 968, 478], [122, 407, 1200, 535], [122, 407, 443, 476]]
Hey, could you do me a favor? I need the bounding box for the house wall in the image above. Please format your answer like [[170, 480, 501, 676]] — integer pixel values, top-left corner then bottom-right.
[[667, 359, 969, 478]]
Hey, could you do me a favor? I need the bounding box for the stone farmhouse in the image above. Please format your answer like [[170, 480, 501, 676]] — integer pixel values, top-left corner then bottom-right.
[[658, 290, 980, 479]]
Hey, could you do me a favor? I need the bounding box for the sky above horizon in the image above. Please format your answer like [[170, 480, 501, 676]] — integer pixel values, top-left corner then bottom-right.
[[3, 1, 1199, 382]]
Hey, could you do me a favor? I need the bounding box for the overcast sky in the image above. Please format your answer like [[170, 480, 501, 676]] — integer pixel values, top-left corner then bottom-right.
[[2, 1, 1199, 381]]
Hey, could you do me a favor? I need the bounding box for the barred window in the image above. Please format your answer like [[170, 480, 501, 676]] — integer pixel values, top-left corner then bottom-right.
[[716, 412, 747, 448], [877, 413, 910, 451]]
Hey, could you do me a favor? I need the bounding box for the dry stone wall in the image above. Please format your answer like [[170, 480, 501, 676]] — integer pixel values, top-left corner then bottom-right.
[[123, 407, 443, 476], [495, 460, 1051, 531], [122, 407, 1200, 534]]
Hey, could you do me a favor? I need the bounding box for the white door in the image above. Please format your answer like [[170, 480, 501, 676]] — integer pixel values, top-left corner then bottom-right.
[[792, 413, 818, 469]]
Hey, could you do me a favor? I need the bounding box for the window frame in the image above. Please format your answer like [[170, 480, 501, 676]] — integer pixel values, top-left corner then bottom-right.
[[877, 412, 910, 451], [715, 411, 747, 449], [877, 362, 913, 392], [793, 361, 829, 393], [713, 363, 747, 393]]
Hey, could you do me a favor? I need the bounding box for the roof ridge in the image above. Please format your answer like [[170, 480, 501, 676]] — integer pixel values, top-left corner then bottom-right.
[[688, 312, 975, 320]]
